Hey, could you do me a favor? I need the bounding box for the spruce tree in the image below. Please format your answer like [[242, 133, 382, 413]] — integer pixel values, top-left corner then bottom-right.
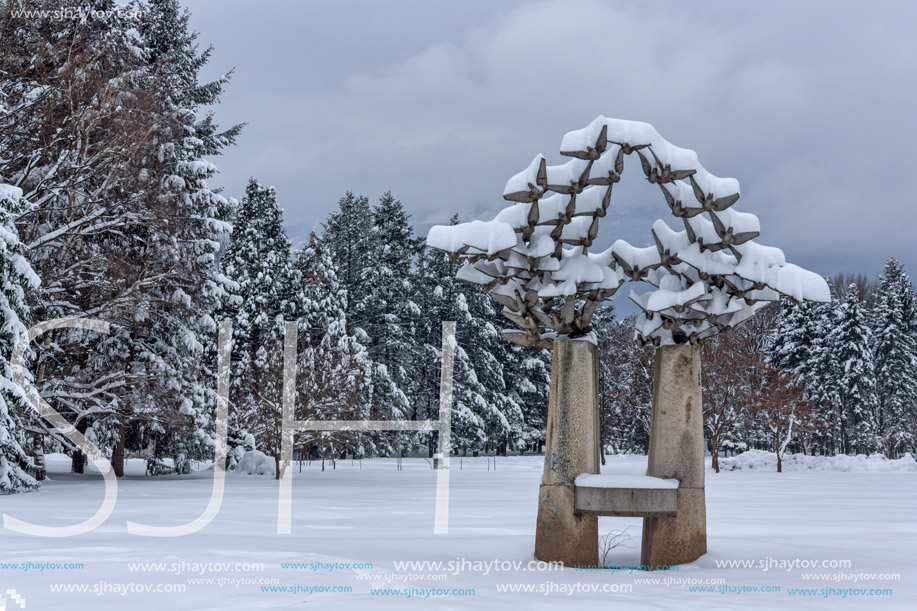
[[502, 341, 551, 454], [134, 0, 242, 473], [413, 228, 488, 454], [0, 0, 241, 475], [871, 259, 917, 455], [769, 298, 842, 454], [222, 180, 292, 467], [321, 192, 376, 328], [2, 0, 157, 474], [0, 184, 40, 493], [366, 193, 423, 449], [291, 236, 372, 465], [825, 286, 878, 454], [321, 192, 408, 454], [412, 215, 541, 456], [406, 244, 450, 454], [767, 299, 820, 381]]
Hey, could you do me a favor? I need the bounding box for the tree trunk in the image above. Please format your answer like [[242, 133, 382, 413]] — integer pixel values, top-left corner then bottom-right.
[[112, 421, 126, 477], [32, 433, 47, 481], [71, 419, 88, 473]]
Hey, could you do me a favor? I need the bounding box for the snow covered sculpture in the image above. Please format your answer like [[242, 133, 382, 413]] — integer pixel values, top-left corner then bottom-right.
[[427, 116, 829, 348], [426, 116, 830, 569]]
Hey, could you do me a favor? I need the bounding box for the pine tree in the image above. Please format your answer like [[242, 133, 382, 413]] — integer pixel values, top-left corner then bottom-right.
[[321, 192, 407, 455], [0, 184, 40, 493], [825, 286, 878, 454], [321, 192, 376, 328], [502, 341, 551, 454], [768, 298, 840, 454], [134, 0, 242, 473], [222, 180, 292, 469], [413, 227, 488, 454], [365, 193, 423, 450], [871, 259, 917, 456], [291, 236, 372, 466], [767, 299, 820, 381], [2, 0, 157, 474], [0, 0, 241, 475]]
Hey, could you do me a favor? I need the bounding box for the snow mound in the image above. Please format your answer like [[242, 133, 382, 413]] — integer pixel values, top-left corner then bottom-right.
[[719, 450, 917, 473], [237, 450, 276, 476]]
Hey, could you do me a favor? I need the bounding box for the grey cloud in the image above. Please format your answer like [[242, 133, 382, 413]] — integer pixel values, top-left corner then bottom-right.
[[187, 0, 917, 283]]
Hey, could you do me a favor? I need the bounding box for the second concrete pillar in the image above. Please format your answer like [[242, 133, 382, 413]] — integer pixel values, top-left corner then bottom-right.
[[641, 343, 707, 567]]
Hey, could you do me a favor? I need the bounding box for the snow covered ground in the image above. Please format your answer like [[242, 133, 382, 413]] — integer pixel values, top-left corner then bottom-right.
[[2, 453, 915, 610]]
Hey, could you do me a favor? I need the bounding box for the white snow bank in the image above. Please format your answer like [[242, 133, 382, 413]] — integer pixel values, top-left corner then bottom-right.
[[576, 472, 679, 489], [237, 450, 277, 476], [719, 450, 917, 473]]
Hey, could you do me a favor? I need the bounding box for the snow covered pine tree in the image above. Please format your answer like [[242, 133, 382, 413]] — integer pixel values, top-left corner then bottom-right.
[[291, 235, 372, 467], [321, 193, 407, 455], [222, 179, 292, 474], [871, 259, 917, 455], [0, 183, 40, 494], [134, 0, 242, 474], [826, 286, 879, 454]]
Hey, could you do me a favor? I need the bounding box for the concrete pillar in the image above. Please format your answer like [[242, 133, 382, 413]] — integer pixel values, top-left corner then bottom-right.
[[641, 344, 707, 567], [535, 339, 601, 567]]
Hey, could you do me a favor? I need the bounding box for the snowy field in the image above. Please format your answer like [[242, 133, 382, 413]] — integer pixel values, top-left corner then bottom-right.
[[2, 453, 915, 610]]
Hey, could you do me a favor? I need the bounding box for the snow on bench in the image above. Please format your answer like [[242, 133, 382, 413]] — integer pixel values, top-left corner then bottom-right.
[[576, 473, 679, 489], [573, 472, 679, 517]]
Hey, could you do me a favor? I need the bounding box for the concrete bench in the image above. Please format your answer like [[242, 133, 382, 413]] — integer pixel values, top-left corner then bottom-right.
[[574, 473, 678, 518], [535, 341, 706, 568]]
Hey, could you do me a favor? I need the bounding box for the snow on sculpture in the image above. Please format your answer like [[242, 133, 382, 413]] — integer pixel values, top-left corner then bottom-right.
[[427, 116, 830, 348]]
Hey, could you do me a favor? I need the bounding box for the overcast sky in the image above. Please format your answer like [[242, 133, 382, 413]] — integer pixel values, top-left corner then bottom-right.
[[186, 0, 917, 292]]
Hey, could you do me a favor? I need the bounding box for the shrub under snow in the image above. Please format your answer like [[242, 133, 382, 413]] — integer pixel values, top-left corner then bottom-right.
[[237, 450, 276, 476]]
